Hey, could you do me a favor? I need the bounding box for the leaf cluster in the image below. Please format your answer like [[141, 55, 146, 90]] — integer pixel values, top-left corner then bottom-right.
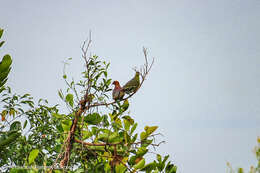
[[0, 32, 177, 173], [0, 28, 12, 91]]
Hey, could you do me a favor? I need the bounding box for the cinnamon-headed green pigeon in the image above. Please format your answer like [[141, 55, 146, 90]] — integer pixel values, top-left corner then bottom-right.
[[123, 72, 140, 94], [112, 80, 125, 100]]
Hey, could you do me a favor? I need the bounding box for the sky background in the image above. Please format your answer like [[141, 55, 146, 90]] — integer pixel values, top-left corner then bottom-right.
[[1, 0, 260, 172]]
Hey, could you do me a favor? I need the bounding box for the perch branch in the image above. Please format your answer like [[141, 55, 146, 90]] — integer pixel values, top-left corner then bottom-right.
[[85, 47, 154, 109], [59, 37, 93, 169]]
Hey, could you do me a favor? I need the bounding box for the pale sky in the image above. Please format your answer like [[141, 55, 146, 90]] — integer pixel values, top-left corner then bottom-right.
[[1, 1, 260, 172]]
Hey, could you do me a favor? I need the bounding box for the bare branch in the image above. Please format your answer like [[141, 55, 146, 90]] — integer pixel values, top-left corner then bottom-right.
[[75, 139, 121, 146], [58, 45, 155, 170], [153, 140, 166, 146], [75, 139, 133, 172], [86, 47, 154, 109], [81, 31, 92, 65]]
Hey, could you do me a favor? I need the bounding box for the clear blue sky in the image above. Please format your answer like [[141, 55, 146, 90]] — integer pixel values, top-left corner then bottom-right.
[[1, 1, 260, 172]]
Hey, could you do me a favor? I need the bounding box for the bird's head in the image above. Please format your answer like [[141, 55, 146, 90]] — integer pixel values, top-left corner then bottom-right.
[[112, 80, 120, 86], [135, 71, 140, 79]]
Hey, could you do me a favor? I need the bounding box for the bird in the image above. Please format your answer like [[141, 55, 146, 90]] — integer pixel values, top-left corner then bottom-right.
[[112, 80, 125, 100], [123, 71, 140, 94]]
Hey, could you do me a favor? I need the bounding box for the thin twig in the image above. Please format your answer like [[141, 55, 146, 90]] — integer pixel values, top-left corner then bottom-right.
[[85, 48, 154, 109], [75, 138, 121, 146], [58, 45, 155, 171]]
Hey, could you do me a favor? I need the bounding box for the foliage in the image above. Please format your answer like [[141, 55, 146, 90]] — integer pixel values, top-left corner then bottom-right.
[[0, 86, 60, 171], [0, 28, 12, 91], [0, 30, 177, 172], [227, 137, 260, 173]]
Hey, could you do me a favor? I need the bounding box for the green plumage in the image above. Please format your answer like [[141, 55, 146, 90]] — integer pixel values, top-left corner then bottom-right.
[[123, 72, 140, 94]]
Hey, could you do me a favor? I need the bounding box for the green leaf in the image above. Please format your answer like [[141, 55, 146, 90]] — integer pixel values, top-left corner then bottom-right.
[[123, 119, 130, 131], [140, 126, 158, 141], [131, 133, 138, 143], [0, 54, 12, 72], [157, 155, 166, 171], [0, 78, 7, 87], [140, 132, 148, 141], [21, 93, 30, 99], [9, 108, 15, 117], [63, 74, 67, 79], [108, 132, 121, 143], [104, 163, 111, 173], [85, 113, 102, 125], [0, 29, 3, 38], [91, 126, 98, 135], [141, 139, 153, 147], [163, 155, 170, 165], [102, 114, 110, 127], [23, 120, 28, 129], [58, 89, 64, 100], [114, 118, 122, 128], [53, 170, 62, 173], [74, 168, 84, 173], [52, 113, 63, 119], [133, 158, 145, 170], [124, 131, 130, 145], [129, 155, 137, 166], [28, 149, 39, 164], [82, 129, 93, 140], [97, 132, 109, 142], [1, 110, 7, 117], [238, 168, 244, 173], [115, 164, 127, 173], [65, 93, 74, 107], [0, 41, 5, 48], [98, 131, 121, 143], [122, 116, 134, 125], [104, 71, 107, 77], [121, 99, 129, 112], [130, 123, 137, 135], [157, 154, 162, 163], [0, 54, 12, 87], [10, 121, 21, 131], [136, 147, 148, 157], [158, 161, 165, 171], [61, 119, 72, 132], [145, 126, 158, 136], [165, 162, 177, 173], [10, 168, 30, 173], [0, 131, 21, 148], [141, 162, 157, 172], [88, 145, 105, 152], [0, 86, 5, 93]]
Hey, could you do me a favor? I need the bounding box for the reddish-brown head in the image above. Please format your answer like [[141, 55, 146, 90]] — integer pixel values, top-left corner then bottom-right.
[[112, 80, 120, 86]]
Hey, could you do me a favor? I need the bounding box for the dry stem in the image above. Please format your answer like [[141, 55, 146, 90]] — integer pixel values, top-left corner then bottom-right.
[[57, 37, 154, 171]]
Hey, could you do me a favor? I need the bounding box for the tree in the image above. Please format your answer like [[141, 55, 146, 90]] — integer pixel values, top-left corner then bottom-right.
[[0, 28, 61, 172], [0, 30, 177, 173]]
